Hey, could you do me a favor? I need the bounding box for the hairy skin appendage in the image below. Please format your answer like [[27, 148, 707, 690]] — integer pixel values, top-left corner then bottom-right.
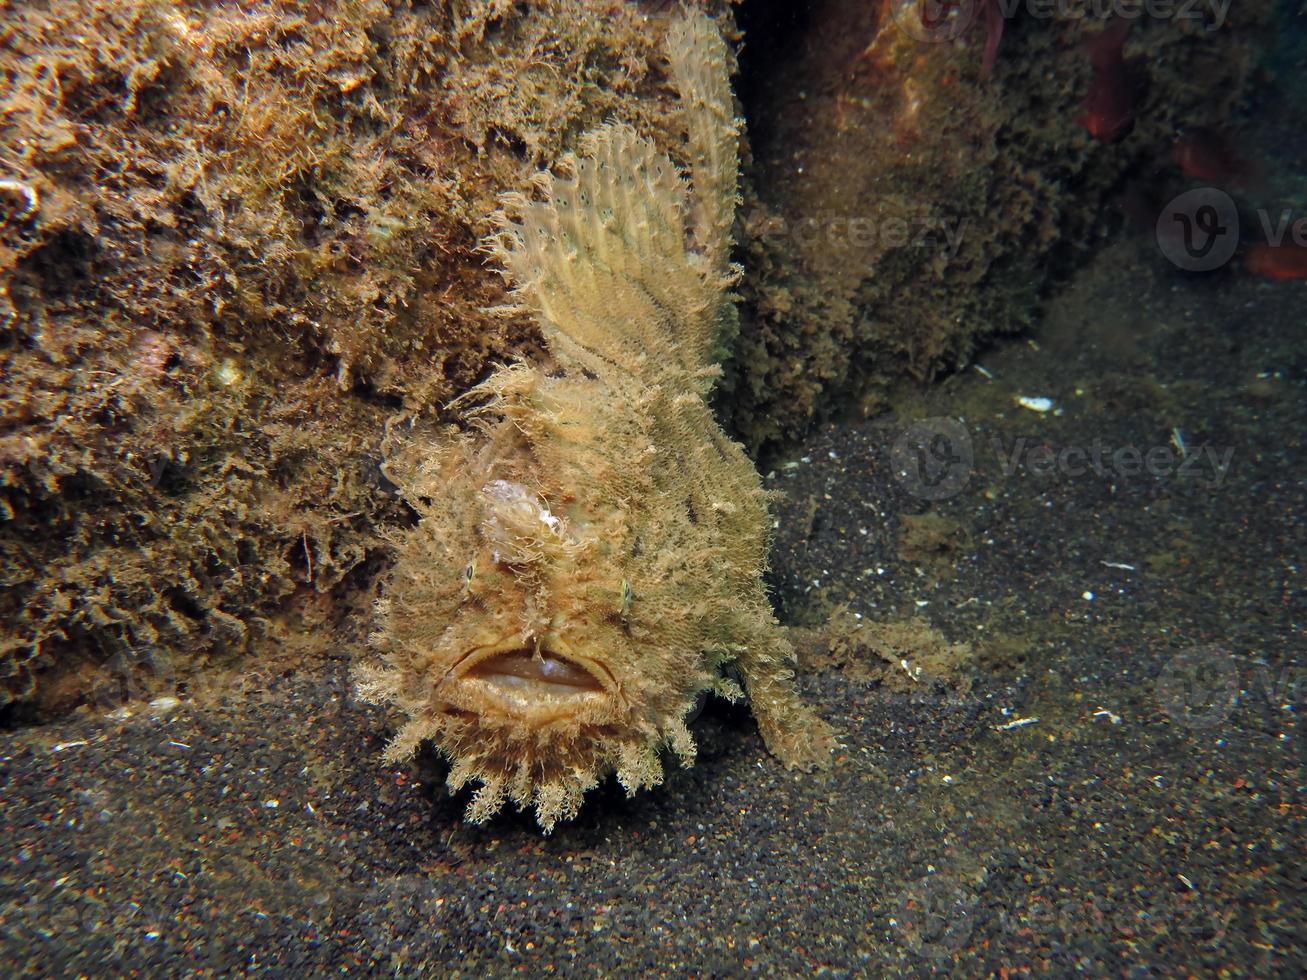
[[356, 12, 834, 831]]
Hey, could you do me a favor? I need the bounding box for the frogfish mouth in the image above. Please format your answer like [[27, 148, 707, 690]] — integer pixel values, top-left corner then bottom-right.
[[448, 636, 614, 724], [355, 11, 835, 831]]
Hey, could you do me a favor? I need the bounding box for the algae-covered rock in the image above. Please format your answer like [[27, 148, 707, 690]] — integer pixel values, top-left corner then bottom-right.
[[723, 0, 1274, 450], [0, 0, 1273, 717], [0, 0, 702, 713]]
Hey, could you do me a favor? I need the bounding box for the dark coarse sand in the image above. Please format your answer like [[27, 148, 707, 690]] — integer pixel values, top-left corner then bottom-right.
[[1, 234, 1302, 976]]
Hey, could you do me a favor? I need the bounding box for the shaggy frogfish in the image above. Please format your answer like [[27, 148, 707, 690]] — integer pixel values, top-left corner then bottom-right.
[[357, 12, 835, 831]]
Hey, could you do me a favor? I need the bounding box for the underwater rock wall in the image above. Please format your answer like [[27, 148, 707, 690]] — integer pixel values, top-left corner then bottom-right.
[[0, 0, 1273, 715], [0, 0, 703, 714], [725, 0, 1274, 450]]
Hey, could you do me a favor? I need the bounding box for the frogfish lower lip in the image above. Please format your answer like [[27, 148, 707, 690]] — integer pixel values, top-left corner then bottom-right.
[[445, 635, 614, 721]]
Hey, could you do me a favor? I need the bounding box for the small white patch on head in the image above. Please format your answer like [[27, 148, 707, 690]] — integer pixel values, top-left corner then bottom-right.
[[216, 358, 242, 386]]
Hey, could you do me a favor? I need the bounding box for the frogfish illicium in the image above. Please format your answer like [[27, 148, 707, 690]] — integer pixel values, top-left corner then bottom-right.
[[356, 12, 835, 831]]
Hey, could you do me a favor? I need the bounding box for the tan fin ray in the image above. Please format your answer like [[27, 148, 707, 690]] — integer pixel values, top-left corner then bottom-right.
[[483, 122, 725, 381], [666, 11, 742, 284]]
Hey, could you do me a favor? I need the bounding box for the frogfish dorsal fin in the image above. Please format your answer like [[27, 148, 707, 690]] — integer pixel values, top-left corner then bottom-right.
[[481, 15, 740, 385]]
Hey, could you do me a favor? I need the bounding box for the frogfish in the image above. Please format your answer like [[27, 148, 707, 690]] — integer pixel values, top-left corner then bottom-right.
[[356, 12, 835, 831]]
